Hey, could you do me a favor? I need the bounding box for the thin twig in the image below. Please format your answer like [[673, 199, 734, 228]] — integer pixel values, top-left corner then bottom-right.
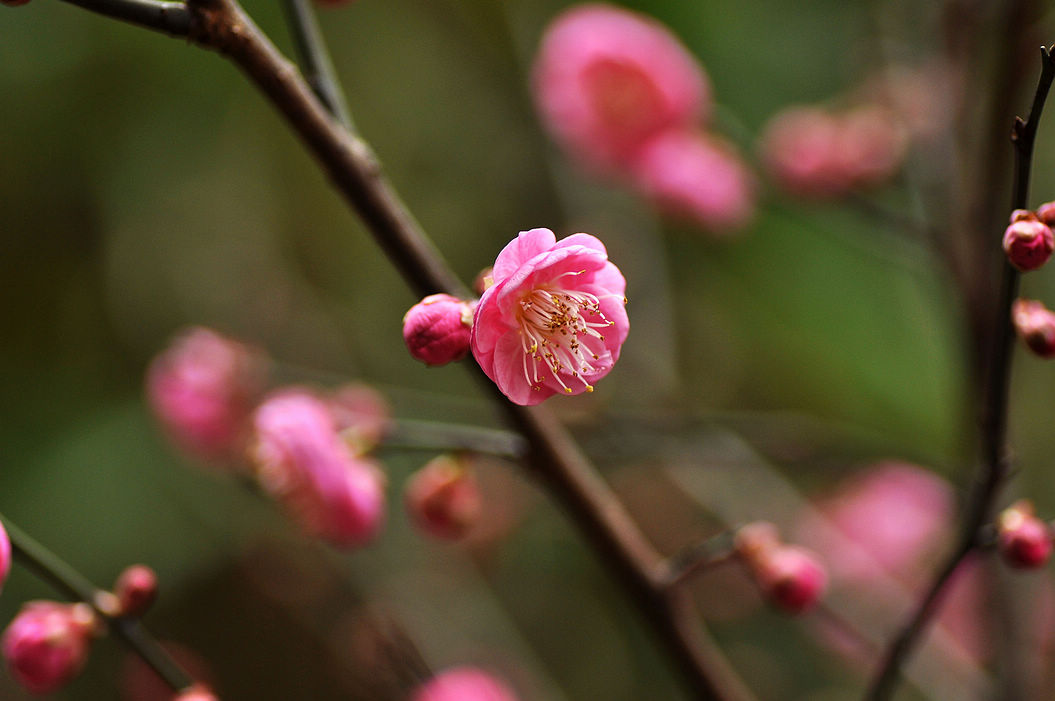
[[278, 0, 354, 130], [653, 530, 738, 590], [0, 514, 198, 694], [379, 419, 527, 459], [49, 0, 755, 697], [865, 45, 1055, 701], [59, 0, 190, 36]]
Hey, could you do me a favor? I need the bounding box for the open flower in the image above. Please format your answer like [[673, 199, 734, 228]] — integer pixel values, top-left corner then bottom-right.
[[471, 229, 628, 406], [533, 3, 708, 171]]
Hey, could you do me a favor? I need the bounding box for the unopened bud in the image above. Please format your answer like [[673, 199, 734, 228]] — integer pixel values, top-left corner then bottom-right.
[[2, 602, 97, 694], [998, 500, 1053, 569], [1012, 299, 1055, 357], [412, 666, 519, 701], [1003, 210, 1054, 271], [404, 455, 482, 539], [175, 684, 220, 701], [114, 565, 159, 617], [402, 294, 475, 367], [753, 545, 827, 614]]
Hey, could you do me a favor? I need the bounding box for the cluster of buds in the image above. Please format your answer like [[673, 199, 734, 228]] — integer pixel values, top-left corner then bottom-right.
[[412, 666, 519, 701], [532, 3, 754, 233], [734, 522, 827, 614], [996, 500, 1053, 570], [404, 455, 482, 540], [402, 294, 476, 367], [249, 388, 388, 548], [1003, 207, 1055, 272]]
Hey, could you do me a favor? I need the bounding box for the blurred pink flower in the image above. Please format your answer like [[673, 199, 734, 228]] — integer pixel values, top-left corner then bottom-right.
[[533, 3, 709, 171], [631, 129, 755, 232], [2, 602, 96, 695], [251, 390, 385, 548], [147, 327, 265, 463], [0, 521, 9, 595], [404, 455, 482, 540], [470, 228, 628, 405], [412, 667, 518, 701], [1012, 299, 1055, 358], [403, 294, 475, 367], [114, 564, 159, 618], [796, 462, 954, 584]]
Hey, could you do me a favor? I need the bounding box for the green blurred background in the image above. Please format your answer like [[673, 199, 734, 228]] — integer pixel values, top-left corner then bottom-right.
[[2, 0, 1055, 698]]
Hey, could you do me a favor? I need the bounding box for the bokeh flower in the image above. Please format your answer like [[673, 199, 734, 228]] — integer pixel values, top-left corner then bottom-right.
[[412, 666, 519, 701]]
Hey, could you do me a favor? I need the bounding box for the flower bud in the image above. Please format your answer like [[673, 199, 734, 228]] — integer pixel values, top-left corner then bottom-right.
[[1003, 210, 1055, 271], [146, 327, 266, 463], [753, 545, 828, 614], [0, 521, 10, 595], [404, 455, 482, 539], [2, 601, 97, 694], [175, 684, 220, 701], [1012, 299, 1055, 358], [403, 294, 475, 367], [114, 565, 159, 618], [997, 500, 1052, 569], [412, 666, 519, 701]]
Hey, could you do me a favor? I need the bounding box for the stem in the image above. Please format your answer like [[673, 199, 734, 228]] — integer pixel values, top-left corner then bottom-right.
[[0, 514, 198, 693], [59, 0, 190, 36], [380, 419, 527, 459], [865, 45, 1055, 701], [653, 530, 737, 589], [278, 0, 354, 130]]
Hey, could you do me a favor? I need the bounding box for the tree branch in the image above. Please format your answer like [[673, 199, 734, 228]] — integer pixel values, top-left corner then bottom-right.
[[59, 0, 190, 36], [277, 0, 354, 130], [865, 45, 1055, 701], [0, 514, 199, 694]]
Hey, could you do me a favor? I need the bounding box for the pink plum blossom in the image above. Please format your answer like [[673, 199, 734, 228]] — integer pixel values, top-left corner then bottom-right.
[[412, 666, 519, 701], [147, 327, 265, 463], [2, 602, 97, 694], [533, 4, 709, 171], [1003, 209, 1055, 272], [403, 294, 475, 367], [631, 129, 755, 232], [251, 390, 385, 548], [470, 228, 628, 406]]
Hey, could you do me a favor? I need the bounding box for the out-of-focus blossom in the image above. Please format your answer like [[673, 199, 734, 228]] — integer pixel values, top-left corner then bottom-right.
[[631, 129, 755, 232], [404, 455, 482, 539], [147, 327, 265, 463], [1012, 299, 1055, 358], [2, 601, 97, 694], [328, 383, 391, 455], [114, 565, 159, 618], [998, 500, 1053, 569], [251, 390, 385, 548], [403, 294, 475, 367], [174, 685, 220, 701], [412, 666, 519, 701], [471, 228, 628, 405], [1003, 209, 1055, 272], [0, 521, 9, 595], [795, 462, 953, 584], [533, 3, 708, 171], [759, 105, 907, 198]]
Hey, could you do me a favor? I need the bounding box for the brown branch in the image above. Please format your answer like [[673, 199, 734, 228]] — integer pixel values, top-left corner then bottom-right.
[[50, 0, 755, 697], [865, 44, 1055, 701]]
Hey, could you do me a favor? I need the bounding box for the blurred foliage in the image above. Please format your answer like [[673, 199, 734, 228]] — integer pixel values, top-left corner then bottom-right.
[[1, 0, 1054, 699]]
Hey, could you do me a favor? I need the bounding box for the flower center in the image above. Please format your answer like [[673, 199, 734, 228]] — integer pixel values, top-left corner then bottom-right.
[[518, 279, 615, 394]]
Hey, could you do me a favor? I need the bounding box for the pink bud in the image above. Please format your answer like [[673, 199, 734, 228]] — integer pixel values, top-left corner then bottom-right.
[[412, 666, 519, 701], [630, 129, 755, 233], [328, 383, 390, 454], [2, 601, 97, 694], [174, 684, 220, 701], [998, 500, 1053, 569], [1036, 201, 1055, 227], [1003, 210, 1054, 271], [114, 565, 159, 618], [1012, 299, 1055, 357], [0, 521, 10, 595], [405, 456, 482, 539], [146, 327, 266, 463], [403, 294, 475, 367], [755, 545, 827, 614], [251, 390, 386, 548]]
